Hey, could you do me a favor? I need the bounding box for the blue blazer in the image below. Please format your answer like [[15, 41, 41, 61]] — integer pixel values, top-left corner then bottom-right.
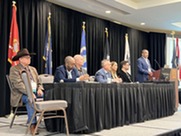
[[95, 68, 112, 83], [54, 65, 79, 82], [136, 57, 154, 83]]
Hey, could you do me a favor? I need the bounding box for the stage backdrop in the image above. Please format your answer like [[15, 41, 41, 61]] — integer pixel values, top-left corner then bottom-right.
[[0, 0, 166, 116]]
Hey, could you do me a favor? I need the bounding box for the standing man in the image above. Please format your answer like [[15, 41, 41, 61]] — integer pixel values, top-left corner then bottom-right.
[[136, 49, 154, 82], [54, 56, 89, 82], [9, 48, 43, 135]]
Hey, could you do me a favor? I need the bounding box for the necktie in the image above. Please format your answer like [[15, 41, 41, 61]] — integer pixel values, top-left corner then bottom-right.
[[126, 72, 132, 82]]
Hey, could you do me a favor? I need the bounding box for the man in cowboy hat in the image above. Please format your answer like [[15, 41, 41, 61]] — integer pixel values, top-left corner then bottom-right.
[[9, 48, 43, 135]]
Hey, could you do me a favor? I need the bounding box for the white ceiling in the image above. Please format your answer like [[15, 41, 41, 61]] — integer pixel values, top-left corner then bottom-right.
[[47, 0, 181, 34]]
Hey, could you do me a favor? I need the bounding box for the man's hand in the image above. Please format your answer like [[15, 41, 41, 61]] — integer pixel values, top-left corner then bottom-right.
[[37, 89, 43, 97], [79, 74, 90, 81], [149, 72, 153, 76]]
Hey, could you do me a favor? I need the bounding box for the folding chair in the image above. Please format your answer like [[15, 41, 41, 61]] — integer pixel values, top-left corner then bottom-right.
[[6, 75, 27, 128], [38, 74, 54, 84], [21, 71, 69, 136]]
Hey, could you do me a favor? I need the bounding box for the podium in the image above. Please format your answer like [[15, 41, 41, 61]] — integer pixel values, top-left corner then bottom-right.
[[149, 68, 179, 109]]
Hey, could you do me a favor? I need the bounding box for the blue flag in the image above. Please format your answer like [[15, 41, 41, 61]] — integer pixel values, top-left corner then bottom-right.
[[43, 14, 52, 74], [104, 28, 110, 60], [80, 22, 87, 71]]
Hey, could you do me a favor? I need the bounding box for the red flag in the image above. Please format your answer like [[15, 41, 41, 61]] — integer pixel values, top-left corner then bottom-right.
[[176, 38, 180, 59], [177, 38, 181, 80], [8, 3, 20, 66]]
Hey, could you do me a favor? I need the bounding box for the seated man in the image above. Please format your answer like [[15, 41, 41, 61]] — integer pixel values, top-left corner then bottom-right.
[[95, 59, 112, 83], [9, 48, 43, 135], [54, 56, 89, 82], [74, 54, 88, 76], [118, 60, 132, 82]]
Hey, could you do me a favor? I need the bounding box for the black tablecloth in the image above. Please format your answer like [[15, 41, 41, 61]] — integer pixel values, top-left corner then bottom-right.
[[43, 82, 175, 133]]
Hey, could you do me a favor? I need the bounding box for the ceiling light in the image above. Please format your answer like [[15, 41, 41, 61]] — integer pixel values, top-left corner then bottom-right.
[[172, 22, 181, 28], [105, 10, 111, 14], [113, 21, 121, 24], [140, 22, 145, 25]]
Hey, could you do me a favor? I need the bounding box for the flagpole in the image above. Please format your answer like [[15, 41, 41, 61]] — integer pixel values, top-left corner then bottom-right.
[[104, 28, 110, 60], [48, 12, 51, 49], [80, 21, 87, 71], [105, 28, 108, 38], [124, 33, 131, 74], [170, 31, 179, 108], [8, 0, 20, 66], [43, 12, 53, 74]]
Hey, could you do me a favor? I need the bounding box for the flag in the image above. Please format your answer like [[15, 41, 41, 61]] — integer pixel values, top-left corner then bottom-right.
[[175, 38, 181, 80], [103, 28, 110, 60], [43, 13, 52, 74], [171, 38, 179, 68], [124, 33, 131, 74], [8, 2, 20, 66], [80, 22, 87, 71]]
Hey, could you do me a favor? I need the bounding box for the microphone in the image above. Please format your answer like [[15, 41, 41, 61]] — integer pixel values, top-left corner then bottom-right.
[[154, 59, 161, 69]]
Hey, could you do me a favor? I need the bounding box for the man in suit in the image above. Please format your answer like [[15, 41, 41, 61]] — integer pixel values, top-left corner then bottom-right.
[[54, 56, 89, 82], [95, 59, 112, 83], [74, 54, 88, 76], [9, 48, 43, 135], [136, 49, 154, 82], [119, 60, 132, 82]]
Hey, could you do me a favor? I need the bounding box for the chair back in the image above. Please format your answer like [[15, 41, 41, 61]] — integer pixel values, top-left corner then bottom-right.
[[39, 74, 54, 84], [21, 71, 35, 105], [6, 75, 13, 92]]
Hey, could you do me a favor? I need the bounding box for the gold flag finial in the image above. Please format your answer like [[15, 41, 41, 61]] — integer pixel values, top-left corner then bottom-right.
[[105, 28, 108, 38], [12, 1, 16, 6], [48, 12, 51, 20], [82, 21, 85, 30], [171, 31, 175, 38], [125, 33, 128, 38]]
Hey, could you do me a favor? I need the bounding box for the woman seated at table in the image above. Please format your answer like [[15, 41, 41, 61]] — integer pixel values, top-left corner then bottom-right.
[[111, 61, 122, 83]]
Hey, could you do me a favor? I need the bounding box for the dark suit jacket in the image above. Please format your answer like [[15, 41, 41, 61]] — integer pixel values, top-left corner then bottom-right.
[[95, 68, 112, 83], [118, 70, 132, 83], [136, 57, 153, 82], [54, 65, 79, 82], [9, 63, 43, 107]]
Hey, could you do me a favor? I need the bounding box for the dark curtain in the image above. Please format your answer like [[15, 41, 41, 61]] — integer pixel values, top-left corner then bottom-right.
[[148, 32, 166, 70], [0, 0, 166, 116], [127, 28, 149, 81]]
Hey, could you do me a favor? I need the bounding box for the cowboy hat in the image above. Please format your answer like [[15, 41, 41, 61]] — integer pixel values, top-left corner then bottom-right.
[[12, 48, 36, 61]]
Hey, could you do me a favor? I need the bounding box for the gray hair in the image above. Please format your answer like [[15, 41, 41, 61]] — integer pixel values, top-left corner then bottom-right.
[[101, 59, 110, 67]]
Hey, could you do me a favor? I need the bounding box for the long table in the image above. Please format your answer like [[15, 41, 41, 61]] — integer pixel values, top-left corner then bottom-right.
[[43, 82, 176, 133]]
